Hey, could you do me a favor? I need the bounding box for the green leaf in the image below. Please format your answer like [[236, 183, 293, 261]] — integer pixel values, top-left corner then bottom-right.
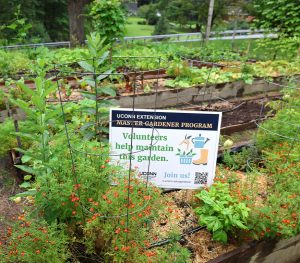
[[13, 132, 38, 141], [97, 51, 109, 66], [44, 84, 57, 97], [19, 182, 31, 189], [213, 229, 227, 243], [15, 165, 39, 176], [78, 61, 94, 72], [24, 175, 32, 181], [81, 90, 96, 100], [213, 220, 222, 232], [21, 155, 32, 163], [98, 87, 116, 97], [32, 95, 45, 111], [9, 99, 36, 119], [12, 189, 36, 198], [80, 122, 94, 131], [97, 69, 113, 81], [234, 220, 248, 230], [17, 82, 35, 97]]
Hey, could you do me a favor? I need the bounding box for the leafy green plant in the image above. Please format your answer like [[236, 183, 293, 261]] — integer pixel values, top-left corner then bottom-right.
[[255, 38, 300, 60], [253, 0, 300, 38], [90, 0, 126, 46], [256, 85, 300, 149], [154, 239, 191, 263], [0, 50, 30, 77], [223, 147, 257, 171], [77, 33, 116, 140], [194, 182, 250, 243], [8, 62, 61, 187]]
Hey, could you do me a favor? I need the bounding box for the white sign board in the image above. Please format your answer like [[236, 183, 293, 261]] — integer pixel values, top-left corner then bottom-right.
[[109, 108, 222, 189]]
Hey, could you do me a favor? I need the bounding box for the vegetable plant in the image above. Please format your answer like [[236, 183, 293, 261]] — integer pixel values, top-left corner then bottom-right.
[[194, 182, 250, 243]]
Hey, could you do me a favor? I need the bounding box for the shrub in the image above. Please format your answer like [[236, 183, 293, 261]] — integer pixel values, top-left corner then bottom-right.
[[153, 15, 169, 35]]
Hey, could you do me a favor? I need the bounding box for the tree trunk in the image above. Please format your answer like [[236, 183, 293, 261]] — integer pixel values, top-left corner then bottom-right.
[[205, 0, 215, 41], [68, 0, 91, 47]]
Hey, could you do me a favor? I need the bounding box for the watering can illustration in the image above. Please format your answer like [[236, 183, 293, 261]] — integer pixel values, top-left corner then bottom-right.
[[192, 134, 210, 165], [192, 134, 210, 148]]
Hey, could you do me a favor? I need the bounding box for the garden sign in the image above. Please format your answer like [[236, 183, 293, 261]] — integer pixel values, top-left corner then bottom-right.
[[109, 109, 222, 189]]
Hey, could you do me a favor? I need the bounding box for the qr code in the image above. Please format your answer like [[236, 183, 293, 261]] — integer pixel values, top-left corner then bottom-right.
[[194, 172, 208, 184]]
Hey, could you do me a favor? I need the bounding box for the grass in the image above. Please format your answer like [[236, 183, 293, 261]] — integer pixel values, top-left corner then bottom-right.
[[125, 16, 187, 37], [125, 17, 155, 37]]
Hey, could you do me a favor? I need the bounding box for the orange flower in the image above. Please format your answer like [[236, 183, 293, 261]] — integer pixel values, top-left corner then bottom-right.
[[143, 195, 151, 200], [121, 246, 131, 252]]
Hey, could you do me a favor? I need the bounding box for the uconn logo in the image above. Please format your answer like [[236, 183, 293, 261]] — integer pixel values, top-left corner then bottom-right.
[[139, 171, 157, 179]]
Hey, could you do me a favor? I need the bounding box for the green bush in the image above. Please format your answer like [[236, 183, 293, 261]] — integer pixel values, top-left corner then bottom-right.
[[256, 85, 300, 150], [194, 182, 250, 243], [0, 50, 30, 77]]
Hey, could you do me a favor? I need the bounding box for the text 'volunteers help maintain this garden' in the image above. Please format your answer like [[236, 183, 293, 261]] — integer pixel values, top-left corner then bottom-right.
[[110, 109, 222, 189]]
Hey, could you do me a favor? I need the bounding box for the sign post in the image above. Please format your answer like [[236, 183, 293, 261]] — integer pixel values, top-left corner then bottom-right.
[[109, 109, 222, 189]]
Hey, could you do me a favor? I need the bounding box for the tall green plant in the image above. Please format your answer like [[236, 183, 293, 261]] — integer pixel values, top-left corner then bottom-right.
[[9, 61, 61, 180], [90, 0, 126, 45], [77, 33, 116, 140]]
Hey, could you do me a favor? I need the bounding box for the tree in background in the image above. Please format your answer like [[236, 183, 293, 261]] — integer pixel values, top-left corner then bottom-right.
[[253, 0, 300, 37], [90, 0, 126, 45], [138, 3, 160, 25], [153, 14, 169, 35], [0, 0, 91, 45], [67, 0, 92, 46], [0, 0, 69, 43], [0, 5, 32, 44], [138, 0, 234, 33]]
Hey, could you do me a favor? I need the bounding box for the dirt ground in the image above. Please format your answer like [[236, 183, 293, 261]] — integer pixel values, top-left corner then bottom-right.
[[0, 158, 23, 244]]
